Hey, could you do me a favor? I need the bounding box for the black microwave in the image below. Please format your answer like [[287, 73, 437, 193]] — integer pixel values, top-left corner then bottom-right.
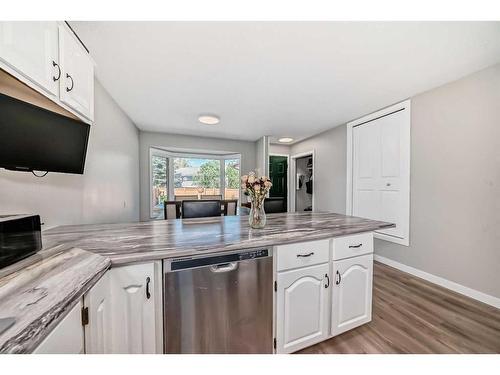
[[0, 214, 42, 269]]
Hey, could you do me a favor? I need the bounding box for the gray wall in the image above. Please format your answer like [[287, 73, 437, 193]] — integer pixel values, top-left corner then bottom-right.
[[290, 63, 500, 298], [0, 80, 140, 228], [269, 144, 291, 156], [139, 131, 258, 221], [291, 125, 347, 213]]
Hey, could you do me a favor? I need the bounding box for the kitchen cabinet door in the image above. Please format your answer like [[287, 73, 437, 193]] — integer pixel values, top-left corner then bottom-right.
[[109, 261, 162, 354], [33, 300, 84, 354], [276, 263, 330, 353], [0, 21, 60, 96], [83, 272, 111, 354], [331, 254, 373, 336], [58, 25, 94, 121]]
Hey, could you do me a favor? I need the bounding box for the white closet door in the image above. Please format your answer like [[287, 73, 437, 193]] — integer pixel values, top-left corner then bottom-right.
[[351, 102, 410, 244]]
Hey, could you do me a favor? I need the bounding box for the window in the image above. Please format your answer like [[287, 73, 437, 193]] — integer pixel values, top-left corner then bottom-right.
[[174, 157, 221, 198], [151, 154, 168, 219], [224, 159, 240, 199], [149, 148, 241, 219]]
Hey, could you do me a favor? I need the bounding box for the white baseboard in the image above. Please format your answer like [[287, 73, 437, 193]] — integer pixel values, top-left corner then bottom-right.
[[374, 254, 500, 309]]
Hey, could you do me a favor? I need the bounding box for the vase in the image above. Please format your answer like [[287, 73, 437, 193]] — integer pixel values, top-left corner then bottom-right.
[[249, 199, 266, 229]]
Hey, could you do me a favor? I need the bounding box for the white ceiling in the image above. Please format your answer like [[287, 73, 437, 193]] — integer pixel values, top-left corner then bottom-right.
[[71, 22, 500, 144]]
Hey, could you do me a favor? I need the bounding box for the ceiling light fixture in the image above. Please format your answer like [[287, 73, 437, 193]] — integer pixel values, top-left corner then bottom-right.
[[198, 115, 220, 125], [278, 137, 294, 143]]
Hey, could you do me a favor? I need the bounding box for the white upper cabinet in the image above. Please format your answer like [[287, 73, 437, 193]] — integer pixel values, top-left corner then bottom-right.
[[276, 263, 330, 353], [331, 254, 373, 337], [0, 21, 94, 123], [347, 100, 411, 246], [58, 25, 94, 121], [83, 272, 112, 354], [109, 262, 162, 354], [0, 22, 60, 96]]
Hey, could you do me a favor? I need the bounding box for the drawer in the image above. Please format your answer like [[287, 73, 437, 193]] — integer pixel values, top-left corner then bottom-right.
[[332, 232, 373, 261], [276, 239, 330, 271]]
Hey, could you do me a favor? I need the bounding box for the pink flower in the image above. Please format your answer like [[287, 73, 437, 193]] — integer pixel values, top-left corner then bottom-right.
[[241, 175, 248, 183], [247, 175, 256, 184], [264, 180, 272, 188], [254, 184, 261, 191]]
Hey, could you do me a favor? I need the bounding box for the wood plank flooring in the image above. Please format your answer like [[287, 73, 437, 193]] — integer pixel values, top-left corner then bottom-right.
[[298, 261, 500, 354]]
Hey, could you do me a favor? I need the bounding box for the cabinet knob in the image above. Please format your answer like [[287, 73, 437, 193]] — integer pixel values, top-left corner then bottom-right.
[[52, 61, 61, 81], [146, 277, 151, 299], [386, 183, 391, 187], [66, 73, 74, 92]]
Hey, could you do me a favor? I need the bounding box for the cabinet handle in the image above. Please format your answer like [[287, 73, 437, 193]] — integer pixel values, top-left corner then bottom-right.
[[146, 276, 151, 299], [324, 273, 330, 288], [348, 243, 363, 249], [296, 252, 314, 258], [52, 61, 61, 81], [66, 73, 74, 92], [335, 270, 341, 285]]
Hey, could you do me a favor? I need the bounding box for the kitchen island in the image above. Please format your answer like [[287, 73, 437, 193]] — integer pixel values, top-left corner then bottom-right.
[[0, 212, 393, 354]]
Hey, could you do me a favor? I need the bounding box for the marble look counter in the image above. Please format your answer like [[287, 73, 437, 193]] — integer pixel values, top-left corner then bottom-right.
[[42, 212, 394, 265], [0, 248, 110, 353]]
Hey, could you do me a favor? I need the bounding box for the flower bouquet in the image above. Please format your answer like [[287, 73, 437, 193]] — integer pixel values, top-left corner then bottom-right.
[[241, 172, 272, 229]]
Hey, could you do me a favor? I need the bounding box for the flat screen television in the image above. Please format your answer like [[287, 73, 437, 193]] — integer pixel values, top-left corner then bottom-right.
[[0, 93, 90, 174]]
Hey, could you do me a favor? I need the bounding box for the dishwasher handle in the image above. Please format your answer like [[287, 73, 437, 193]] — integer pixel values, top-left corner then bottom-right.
[[210, 262, 239, 273]]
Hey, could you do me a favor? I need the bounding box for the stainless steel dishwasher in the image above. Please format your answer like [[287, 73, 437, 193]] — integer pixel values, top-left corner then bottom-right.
[[163, 248, 273, 354]]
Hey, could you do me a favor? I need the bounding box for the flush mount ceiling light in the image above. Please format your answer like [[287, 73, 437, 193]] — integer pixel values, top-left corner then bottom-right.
[[198, 115, 220, 125], [278, 137, 294, 143]]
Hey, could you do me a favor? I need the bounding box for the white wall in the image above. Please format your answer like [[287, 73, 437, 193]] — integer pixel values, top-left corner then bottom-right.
[[0, 80, 140, 228], [269, 143, 291, 156], [139, 131, 258, 221], [255, 136, 270, 177], [290, 63, 500, 299]]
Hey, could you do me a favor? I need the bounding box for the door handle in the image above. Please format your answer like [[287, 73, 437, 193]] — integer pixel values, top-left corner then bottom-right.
[[52, 61, 61, 81], [348, 243, 363, 248], [335, 270, 341, 285], [210, 262, 238, 273], [296, 252, 314, 258], [146, 277, 151, 299], [66, 73, 74, 92], [324, 273, 330, 288]]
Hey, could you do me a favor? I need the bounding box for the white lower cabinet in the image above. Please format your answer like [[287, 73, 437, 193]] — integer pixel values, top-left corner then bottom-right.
[[331, 254, 373, 336], [83, 272, 111, 354], [276, 263, 330, 354], [33, 300, 84, 354], [109, 261, 163, 354]]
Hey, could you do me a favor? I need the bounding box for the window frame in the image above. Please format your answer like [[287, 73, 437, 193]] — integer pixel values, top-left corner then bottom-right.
[[149, 147, 241, 219]]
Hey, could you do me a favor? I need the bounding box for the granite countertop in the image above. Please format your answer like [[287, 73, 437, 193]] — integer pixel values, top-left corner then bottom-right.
[[0, 211, 393, 353], [0, 248, 110, 353], [42, 212, 394, 265]]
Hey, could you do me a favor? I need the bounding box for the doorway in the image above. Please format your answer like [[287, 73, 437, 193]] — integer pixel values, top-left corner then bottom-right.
[[268, 155, 288, 213], [291, 151, 314, 212]]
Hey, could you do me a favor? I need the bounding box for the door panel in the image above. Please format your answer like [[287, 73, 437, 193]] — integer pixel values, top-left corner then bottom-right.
[[276, 263, 329, 353], [110, 263, 157, 354], [269, 156, 288, 211], [352, 106, 409, 242], [0, 22, 59, 96], [331, 254, 373, 336], [84, 272, 111, 354], [58, 25, 94, 120]]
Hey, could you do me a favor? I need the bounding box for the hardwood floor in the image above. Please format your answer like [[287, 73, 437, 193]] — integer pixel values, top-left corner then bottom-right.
[[298, 261, 500, 354]]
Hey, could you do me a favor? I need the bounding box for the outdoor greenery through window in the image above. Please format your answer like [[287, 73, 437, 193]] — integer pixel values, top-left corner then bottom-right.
[[150, 149, 241, 219]]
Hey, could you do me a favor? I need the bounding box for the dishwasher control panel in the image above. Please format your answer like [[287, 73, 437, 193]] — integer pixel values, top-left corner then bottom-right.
[[168, 248, 271, 271], [238, 249, 268, 260]]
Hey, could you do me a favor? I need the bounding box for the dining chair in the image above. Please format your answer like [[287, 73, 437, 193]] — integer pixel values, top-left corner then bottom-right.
[[264, 197, 286, 213], [175, 195, 198, 201], [164, 201, 181, 220], [223, 199, 238, 216], [201, 194, 222, 200], [181, 200, 221, 219]]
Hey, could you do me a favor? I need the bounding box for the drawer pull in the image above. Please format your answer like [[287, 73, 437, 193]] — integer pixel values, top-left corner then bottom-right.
[[335, 270, 342, 285], [146, 277, 151, 299], [348, 243, 363, 249], [324, 273, 330, 288], [296, 252, 314, 258]]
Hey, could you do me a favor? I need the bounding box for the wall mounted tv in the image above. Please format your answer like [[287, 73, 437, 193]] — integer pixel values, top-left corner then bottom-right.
[[0, 93, 90, 175]]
